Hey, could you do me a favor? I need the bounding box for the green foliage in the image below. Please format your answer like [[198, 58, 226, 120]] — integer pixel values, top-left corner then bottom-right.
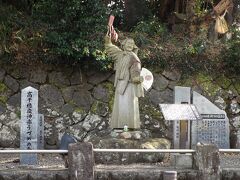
[[0, 5, 14, 55], [106, 0, 125, 27], [221, 25, 240, 75], [139, 47, 168, 70], [33, 0, 108, 64], [1, 0, 35, 13], [0, 0, 238, 75], [184, 39, 206, 56], [222, 42, 240, 75], [133, 19, 167, 37], [0, 3, 44, 63], [131, 19, 169, 70], [195, 0, 213, 16]]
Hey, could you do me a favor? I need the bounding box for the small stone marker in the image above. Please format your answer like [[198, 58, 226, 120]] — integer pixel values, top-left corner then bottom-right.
[[194, 143, 221, 180], [38, 114, 44, 149], [20, 86, 38, 165], [68, 142, 94, 180]]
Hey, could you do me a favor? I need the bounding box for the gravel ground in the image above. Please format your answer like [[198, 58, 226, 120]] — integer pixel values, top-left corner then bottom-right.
[[220, 153, 240, 168]]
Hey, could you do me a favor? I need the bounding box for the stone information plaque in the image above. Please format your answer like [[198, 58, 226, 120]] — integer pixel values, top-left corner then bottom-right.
[[161, 86, 230, 149], [193, 91, 230, 148], [38, 114, 44, 149], [20, 86, 38, 165]]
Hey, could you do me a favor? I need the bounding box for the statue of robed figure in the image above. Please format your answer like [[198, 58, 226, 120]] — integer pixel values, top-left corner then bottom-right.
[[105, 25, 144, 129]]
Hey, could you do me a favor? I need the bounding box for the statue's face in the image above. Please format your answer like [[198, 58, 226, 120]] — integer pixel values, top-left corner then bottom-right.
[[123, 39, 135, 51]]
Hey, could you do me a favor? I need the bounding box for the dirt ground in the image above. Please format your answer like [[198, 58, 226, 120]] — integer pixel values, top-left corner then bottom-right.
[[0, 153, 66, 170], [0, 150, 239, 170]]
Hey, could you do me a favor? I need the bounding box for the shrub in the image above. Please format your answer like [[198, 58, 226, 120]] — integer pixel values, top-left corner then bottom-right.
[[222, 25, 240, 75], [222, 41, 240, 75], [33, 0, 108, 65], [0, 4, 28, 62], [133, 19, 167, 37]]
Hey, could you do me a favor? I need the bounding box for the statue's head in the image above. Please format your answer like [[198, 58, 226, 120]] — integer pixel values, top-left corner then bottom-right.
[[121, 38, 138, 54]]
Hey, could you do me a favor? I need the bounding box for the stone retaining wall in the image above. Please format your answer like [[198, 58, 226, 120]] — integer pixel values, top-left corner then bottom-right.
[[0, 63, 239, 148], [0, 167, 239, 180]]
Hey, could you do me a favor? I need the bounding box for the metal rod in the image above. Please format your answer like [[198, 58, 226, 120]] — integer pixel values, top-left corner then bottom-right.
[[219, 149, 240, 153], [0, 150, 68, 154], [93, 149, 196, 153], [0, 149, 239, 154]]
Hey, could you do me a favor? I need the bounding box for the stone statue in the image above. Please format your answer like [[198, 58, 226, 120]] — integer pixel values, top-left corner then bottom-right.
[[104, 27, 144, 129]]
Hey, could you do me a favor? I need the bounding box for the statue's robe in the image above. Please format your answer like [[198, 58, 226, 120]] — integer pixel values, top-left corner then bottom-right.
[[105, 37, 144, 129]]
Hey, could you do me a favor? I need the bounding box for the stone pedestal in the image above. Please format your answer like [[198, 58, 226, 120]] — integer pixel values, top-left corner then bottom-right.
[[193, 143, 221, 180], [68, 142, 94, 180], [93, 137, 171, 165]]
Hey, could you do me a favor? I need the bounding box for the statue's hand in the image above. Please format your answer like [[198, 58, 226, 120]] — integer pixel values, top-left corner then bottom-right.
[[104, 34, 111, 44], [107, 26, 111, 37], [105, 26, 112, 43], [132, 76, 144, 84]]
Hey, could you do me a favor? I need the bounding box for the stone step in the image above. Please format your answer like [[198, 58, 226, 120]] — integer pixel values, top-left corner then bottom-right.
[[95, 164, 197, 180], [0, 169, 68, 180], [0, 152, 240, 179], [0, 165, 239, 180]]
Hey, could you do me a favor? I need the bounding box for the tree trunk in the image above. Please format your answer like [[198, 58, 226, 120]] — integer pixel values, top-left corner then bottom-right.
[[158, 0, 170, 19], [214, 0, 233, 15], [175, 0, 181, 12]]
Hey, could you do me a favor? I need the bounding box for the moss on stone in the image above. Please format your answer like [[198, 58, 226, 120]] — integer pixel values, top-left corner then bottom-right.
[[195, 72, 212, 83], [108, 95, 114, 112], [0, 83, 8, 104], [195, 73, 221, 97], [215, 75, 232, 89], [91, 101, 107, 114], [74, 107, 85, 114], [140, 103, 163, 121], [233, 81, 240, 94], [0, 83, 7, 93], [91, 101, 99, 114], [0, 96, 7, 104], [16, 110, 21, 118], [10, 68, 22, 79], [102, 82, 114, 112], [179, 75, 194, 87], [227, 85, 239, 96], [102, 82, 114, 94], [91, 91, 110, 115], [68, 100, 76, 106]]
